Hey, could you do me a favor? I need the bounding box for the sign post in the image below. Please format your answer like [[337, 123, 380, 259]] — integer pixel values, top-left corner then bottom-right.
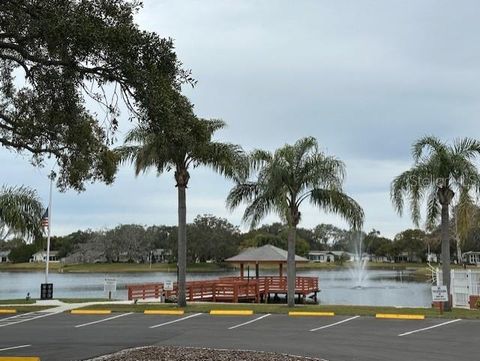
[[104, 278, 117, 300], [431, 285, 448, 315]]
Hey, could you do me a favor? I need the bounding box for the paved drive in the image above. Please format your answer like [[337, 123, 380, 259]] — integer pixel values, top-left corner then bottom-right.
[[0, 312, 477, 360]]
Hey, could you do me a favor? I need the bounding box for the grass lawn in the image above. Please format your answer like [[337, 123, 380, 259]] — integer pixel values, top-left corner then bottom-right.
[[0, 261, 475, 278], [0, 262, 229, 273], [0, 299, 35, 304], [58, 298, 114, 303], [0, 305, 55, 312], [77, 302, 480, 319]]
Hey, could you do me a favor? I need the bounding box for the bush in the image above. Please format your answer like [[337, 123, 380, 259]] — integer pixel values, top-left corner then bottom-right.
[[476, 298, 480, 309], [8, 243, 37, 263]]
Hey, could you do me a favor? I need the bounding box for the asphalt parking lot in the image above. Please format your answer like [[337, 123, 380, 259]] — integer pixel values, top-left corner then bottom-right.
[[0, 311, 478, 361]]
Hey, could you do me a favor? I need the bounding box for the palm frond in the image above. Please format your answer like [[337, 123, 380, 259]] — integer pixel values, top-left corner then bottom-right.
[[310, 188, 364, 230], [226, 182, 258, 211], [453, 137, 480, 159], [425, 188, 440, 231], [412, 135, 446, 162], [0, 185, 44, 240]]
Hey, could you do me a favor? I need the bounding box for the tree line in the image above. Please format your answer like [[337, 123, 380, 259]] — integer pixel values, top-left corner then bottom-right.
[[4, 216, 479, 265]]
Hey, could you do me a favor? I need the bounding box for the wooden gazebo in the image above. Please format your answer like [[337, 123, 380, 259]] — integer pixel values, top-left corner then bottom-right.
[[225, 244, 309, 278], [126, 244, 318, 303]]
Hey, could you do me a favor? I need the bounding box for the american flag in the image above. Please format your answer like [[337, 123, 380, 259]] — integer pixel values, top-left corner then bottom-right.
[[41, 208, 49, 228]]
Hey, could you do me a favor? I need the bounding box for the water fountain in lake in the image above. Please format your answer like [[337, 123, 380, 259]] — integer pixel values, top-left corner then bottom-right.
[[349, 231, 368, 289]]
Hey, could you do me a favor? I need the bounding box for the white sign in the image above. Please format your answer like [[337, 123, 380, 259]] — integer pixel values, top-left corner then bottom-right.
[[104, 278, 117, 293], [431, 285, 448, 302], [164, 280, 173, 291]]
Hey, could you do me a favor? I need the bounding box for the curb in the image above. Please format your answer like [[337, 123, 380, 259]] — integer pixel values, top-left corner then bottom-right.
[[210, 310, 254, 316], [0, 358, 40, 361], [289, 311, 335, 317], [71, 310, 112, 315], [376, 313, 425, 320], [0, 309, 16, 314], [144, 310, 185, 315]]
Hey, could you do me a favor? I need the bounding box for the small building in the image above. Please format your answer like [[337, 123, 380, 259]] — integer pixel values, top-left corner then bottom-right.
[[308, 251, 335, 263], [427, 253, 439, 263], [0, 250, 10, 263], [30, 250, 59, 263], [462, 252, 480, 265], [150, 248, 171, 263]]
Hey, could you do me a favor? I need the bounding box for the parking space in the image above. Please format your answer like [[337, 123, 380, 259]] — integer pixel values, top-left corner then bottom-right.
[[0, 312, 478, 361]]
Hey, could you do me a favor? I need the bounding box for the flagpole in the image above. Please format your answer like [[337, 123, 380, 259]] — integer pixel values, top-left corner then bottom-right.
[[45, 171, 54, 284]]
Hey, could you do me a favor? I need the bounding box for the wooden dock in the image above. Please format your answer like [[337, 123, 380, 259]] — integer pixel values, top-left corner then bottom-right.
[[127, 276, 319, 303]]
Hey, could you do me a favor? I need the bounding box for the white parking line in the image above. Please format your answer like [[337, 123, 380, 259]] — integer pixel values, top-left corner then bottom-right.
[[149, 313, 202, 329], [310, 316, 360, 332], [75, 312, 133, 328], [0, 311, 62, 328], [398, 319, 462, 337], [0, 344, 31, 352], [228, 314, 271, 330]]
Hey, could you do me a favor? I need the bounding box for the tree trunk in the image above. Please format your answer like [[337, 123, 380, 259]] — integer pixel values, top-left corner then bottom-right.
[[440, 202, 452, 311], [456, 236, 462, 265], [177, 185, 187, 307], [287, 225, 296, 307]]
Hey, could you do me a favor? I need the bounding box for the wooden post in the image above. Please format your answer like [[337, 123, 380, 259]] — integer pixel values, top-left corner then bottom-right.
[[255, 262, 259, 279], [279, 263, 283, 277], [240, 263, 244, 279]]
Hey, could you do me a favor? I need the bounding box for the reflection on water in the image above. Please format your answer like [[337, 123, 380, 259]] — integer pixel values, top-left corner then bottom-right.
[[0, 268, 431, 307]]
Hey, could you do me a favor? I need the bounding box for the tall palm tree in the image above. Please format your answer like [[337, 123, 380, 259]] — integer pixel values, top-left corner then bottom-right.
[[116, 97, 245, 307], [391, 136, 480, 310], [227, 137, 364, 307], [0, 185, 43, 241]]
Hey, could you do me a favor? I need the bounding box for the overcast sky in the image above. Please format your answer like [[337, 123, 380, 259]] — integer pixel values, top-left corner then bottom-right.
[[2, 0, 480, 238]]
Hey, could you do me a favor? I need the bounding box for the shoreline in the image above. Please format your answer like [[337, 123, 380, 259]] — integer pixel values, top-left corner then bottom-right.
[[0, 261, 436, 273]]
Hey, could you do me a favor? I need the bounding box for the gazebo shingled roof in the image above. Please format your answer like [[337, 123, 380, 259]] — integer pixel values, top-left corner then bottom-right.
[[225, 244, 308, 263], [225, 244, 308, 278]]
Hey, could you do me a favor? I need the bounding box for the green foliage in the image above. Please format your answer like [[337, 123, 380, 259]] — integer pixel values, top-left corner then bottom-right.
[[0, 0, 185, 190], [392, 229, 427, 261], [363, 230, 393, 257], [117, 95, 246, 189], [391, 136, 480, 229], [228, 137, 364, 230], [0, 185, 43, 241], [8, 242, 37, 263], [187, 215, 240, 263]]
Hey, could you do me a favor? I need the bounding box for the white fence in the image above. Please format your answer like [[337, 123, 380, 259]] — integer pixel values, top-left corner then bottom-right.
[[436, 269, 480, 308]]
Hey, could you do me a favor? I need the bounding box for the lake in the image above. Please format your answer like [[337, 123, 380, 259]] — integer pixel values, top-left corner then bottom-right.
[[0, 268, 431, 307]]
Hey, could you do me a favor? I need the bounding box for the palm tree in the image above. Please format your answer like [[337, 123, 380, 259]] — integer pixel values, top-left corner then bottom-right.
[[116, 96, 245, 307], [227, 137, 364, 307], [391, 136, 480, 310], [0, 185, 43, 241], [454, 189, 479, 264]]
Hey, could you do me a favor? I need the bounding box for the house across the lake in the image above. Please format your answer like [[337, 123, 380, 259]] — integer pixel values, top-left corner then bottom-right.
[[308, 251, 335, 263], [150, 248, 171, 263], [0, 250, 10, 263], [462, 251, 480, 265], [308, 250, 354, 263], [30, 250, 59, 263]]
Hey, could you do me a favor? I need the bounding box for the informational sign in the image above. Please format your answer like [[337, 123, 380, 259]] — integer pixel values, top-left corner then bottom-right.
[[104, 278, 117, 293], [40, 283, 53, 300], [164, 280, 173, 291], [431, 285, 448, 302]]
